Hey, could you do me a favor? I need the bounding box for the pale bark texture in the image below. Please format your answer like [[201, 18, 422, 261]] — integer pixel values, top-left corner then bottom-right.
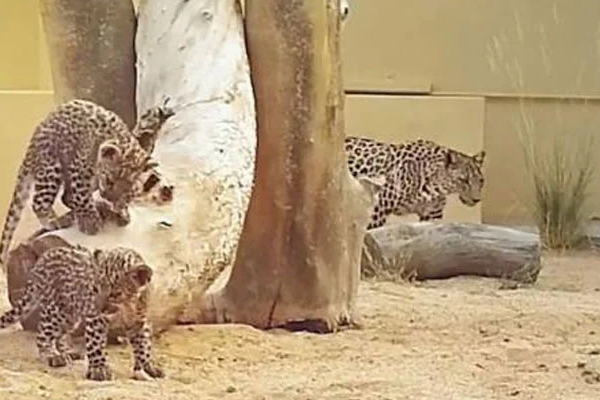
[[362, 222, 542, 283], [6, 0, 256, 335], [38, 0, 137, 127], [184, 0, 377, 332]]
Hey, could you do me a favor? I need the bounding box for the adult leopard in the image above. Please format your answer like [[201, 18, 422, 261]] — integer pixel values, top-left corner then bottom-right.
[[345, 136, 486, 229]]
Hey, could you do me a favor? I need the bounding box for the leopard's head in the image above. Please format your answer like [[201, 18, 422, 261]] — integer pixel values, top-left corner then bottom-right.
[[444, 150, 486, 206], [96, 139, 158, 208], [94, 248, 152, 329], [94, 248, 153, 300]]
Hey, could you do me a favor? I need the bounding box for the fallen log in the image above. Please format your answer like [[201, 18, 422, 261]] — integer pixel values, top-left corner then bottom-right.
[[361, 222, 542, 283]]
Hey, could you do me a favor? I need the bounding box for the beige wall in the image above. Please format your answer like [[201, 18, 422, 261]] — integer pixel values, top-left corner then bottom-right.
[[0, 0, 55, 225], [0, 91, 55, 226], [342, 0, 600, 225], [484, 97, 600, 224], [343, 0, 600, 97], [0, 1, 52, 90]]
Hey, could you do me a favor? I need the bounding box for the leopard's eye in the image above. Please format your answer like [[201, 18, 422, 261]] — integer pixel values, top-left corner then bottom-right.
[[103, 177, 115, 189]]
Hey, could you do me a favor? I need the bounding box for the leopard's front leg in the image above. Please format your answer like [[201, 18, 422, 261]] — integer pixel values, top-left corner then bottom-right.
[[128, 319, 164, 380], [95, 196, 130, 227], [84, 314, 112, 381], [56, 333, 84, 362], [69, 163, 102, 235]]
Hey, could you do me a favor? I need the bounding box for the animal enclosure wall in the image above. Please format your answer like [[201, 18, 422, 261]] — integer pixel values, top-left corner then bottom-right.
[[2, 0, 600, 227], [342, 0, 600, 225]]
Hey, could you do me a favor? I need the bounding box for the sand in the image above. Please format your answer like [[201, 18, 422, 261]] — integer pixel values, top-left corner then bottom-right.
[[0, 251, 599, 400]]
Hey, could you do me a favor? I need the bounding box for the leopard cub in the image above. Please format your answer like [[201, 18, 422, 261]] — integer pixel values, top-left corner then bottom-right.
[[26, 100, 177, 240], [0, 245, 163, 381], [0, 99, 162, 266]]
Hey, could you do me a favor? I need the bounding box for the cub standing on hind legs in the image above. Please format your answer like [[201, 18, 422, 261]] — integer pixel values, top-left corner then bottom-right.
[[0, 99, 168, 266], [0, 245, 164, 381]]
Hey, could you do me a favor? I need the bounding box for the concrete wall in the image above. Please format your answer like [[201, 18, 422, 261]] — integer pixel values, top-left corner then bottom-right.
[[0, 0, 55, 226], [1, 0, 600, 227]]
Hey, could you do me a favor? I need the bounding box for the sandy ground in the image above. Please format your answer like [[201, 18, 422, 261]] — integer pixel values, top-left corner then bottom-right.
[[0, 251, 599, 400]]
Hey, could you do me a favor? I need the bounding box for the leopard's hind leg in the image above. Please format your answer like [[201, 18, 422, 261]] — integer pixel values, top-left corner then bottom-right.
[[36, 301, 71, 368], [84, 314, 112, 381], [31, 159, 61, 228]]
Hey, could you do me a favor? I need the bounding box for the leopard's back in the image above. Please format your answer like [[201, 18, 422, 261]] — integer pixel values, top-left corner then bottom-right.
[[30, 245, 101, 311], [345, 136, 395, 178], [348, 136, 486, 229], [0, 245, 99, 328]]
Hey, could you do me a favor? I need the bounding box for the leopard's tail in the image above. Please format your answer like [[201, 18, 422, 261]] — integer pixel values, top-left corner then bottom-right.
[[0, 278, 39, 329], [0, 148, 35, 269]]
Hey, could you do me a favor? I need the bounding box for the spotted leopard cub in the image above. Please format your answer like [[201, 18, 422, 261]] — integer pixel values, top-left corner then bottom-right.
[[26, 101, 176, 239], [0, 245, 163, 381], [345, 136, 486, 229], [0, 99, 159, 266]]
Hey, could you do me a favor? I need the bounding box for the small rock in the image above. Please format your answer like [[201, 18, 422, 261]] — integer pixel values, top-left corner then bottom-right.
[[226, 386, 237, 393]]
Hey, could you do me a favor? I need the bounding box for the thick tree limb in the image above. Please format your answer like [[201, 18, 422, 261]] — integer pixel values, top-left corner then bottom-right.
[[362, 222, 542, 283], [181, 0, 377, 332], [39, 0, 137, 127]]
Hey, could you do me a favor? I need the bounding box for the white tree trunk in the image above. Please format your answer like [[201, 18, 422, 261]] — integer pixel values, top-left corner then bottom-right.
[[52, 0, 256, 332]]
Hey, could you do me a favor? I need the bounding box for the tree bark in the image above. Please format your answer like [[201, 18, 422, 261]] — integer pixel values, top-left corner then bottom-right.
[[5, 0, 256, 335], [361, 222, 542, 283], [38, 0, 137, 127], [181, 0, 378, 332]]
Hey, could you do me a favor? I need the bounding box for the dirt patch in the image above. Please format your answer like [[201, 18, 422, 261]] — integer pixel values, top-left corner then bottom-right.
[[1, 251, 600, 399]]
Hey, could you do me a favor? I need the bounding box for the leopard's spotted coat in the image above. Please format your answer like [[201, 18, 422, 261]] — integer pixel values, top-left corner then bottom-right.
[[345, 136, 486, 229], [26, 102, 176, 239], [0, 245, 163, 381], [0, 99, 173, 265]]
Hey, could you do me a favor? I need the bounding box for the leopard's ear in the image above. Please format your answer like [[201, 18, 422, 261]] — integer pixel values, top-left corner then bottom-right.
[[98, 141, 122, 166], [472, 150, 486, 166], [130, 264, 153, 286]]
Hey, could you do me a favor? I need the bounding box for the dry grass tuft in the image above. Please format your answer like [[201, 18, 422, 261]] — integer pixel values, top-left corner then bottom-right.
[[520, 130, 595, 250]]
